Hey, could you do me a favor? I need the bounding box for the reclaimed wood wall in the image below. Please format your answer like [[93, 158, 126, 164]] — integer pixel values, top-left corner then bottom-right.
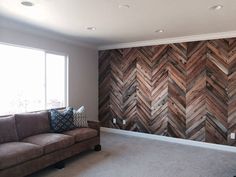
[[99, 38, 236, 145]]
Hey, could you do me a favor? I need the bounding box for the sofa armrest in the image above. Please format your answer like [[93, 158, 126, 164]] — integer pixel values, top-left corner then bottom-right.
[[88, 121, 100, 135]]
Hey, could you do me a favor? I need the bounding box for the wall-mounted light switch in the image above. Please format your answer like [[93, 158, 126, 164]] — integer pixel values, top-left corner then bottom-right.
[[113, 118, 116, 124], [123, 120, 126, 125], [230, 133, 235, 139]]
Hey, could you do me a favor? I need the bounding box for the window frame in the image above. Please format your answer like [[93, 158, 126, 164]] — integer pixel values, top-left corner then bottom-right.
[[0, 42, 69, 115]]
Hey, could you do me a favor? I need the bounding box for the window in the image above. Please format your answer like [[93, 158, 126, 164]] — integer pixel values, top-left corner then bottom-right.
[[0, 43, 68, 115]]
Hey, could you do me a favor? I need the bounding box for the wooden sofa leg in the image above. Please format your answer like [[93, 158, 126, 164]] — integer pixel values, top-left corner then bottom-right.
[[54, 161, 65, 169], [94, 144, 101, 151]]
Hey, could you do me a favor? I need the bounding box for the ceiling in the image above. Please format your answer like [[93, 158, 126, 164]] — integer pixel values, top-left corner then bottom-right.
[[0, 0, 236, 48]]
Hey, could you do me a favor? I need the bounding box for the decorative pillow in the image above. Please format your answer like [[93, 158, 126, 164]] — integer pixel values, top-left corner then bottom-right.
[[73, 106, 88, 128], [50, 107, 76, 133]]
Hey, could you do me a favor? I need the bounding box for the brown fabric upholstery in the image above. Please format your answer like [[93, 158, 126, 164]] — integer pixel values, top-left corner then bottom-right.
[[0, 142, 43, 170], [0, 137, 100, 177], [22, 133, 74, 154], [88, 121, 100, 135], [63, 128, 98, 142], [15, 111, 50, 140], [0, 115, 19, 144]]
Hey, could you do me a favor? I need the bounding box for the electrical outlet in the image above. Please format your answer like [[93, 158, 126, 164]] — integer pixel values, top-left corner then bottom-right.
[[123, 120, 126, 125], [230, 133, 235, 139], [113, 118, 116, 124]]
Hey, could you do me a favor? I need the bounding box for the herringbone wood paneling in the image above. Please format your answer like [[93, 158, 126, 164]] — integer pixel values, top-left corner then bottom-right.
[[206, 40, 228, 144], [122, 48, 140, 131], [136, 47, 152, 133], [228, 39, 236, 145], [99, 37, 236, 146], [109, 49, 124, 129], [150, 45, 169, 135], [168, 43, 187, 138], [99, 50, 111, 127], [186, 41, 207, 142]]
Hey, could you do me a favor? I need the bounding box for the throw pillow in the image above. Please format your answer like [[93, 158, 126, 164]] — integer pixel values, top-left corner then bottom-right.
[[50, 107, 76, 133], [73, 106, 88, 128]]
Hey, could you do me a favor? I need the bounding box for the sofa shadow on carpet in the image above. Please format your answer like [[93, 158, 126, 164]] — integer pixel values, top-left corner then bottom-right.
[[27, 148, 117, 177]]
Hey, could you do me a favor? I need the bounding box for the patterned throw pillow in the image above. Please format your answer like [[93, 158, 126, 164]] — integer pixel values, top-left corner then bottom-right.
[[50, 107, 76, 133], [73, 106, 88, 128]]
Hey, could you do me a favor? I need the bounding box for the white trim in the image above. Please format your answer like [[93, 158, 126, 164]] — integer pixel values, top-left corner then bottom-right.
[[98, 31, 236, 50], [101, 127, 236, 153], [44, 52, 47, 110], [65, 55, 69, 107]]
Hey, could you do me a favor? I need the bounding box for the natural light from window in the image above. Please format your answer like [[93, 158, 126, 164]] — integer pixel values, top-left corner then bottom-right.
[[0, 43, 67, 115]]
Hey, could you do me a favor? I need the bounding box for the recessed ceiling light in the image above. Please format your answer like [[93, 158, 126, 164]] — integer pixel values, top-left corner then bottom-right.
[[155, 29, 164, 33], [210, 5, 223, 10], [87, 27, 96, 31], [118, 4, 130, 9], [21, 1, 34, 7]]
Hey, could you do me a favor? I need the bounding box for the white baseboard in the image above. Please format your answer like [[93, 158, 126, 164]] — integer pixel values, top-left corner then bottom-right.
[[101, 127, 236, 153]]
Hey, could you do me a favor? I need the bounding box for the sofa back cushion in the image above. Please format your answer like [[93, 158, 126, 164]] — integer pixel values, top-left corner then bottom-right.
[[0, 115, 19, 143], [15, 111, 50, 140]]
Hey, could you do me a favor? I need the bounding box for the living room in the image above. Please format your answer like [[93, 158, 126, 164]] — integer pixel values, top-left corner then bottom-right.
[[0, 1, 236, 177]]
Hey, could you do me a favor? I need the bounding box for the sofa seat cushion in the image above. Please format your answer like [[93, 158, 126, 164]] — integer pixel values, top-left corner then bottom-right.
[[0, 142, 43, 170], [22, 133, 74, 154], [63, 128, 98, 142]]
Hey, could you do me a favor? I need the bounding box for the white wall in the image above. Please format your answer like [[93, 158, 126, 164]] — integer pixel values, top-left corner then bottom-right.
[[0, 27, 99, 121]]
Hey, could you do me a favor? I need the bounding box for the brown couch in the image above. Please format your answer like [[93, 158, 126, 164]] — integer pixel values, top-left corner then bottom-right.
[[0, 111, 101, 177]]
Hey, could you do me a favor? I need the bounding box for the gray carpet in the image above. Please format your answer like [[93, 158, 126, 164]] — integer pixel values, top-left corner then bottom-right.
[[29, 132, 236, 177]]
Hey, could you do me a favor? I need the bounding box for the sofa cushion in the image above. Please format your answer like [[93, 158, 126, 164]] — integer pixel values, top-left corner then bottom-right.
[[22, 133, 74, 154], [0, 142, 43, 170], [0, 115, 18, 144], [15, 111, 50, 140], [63, 128, 98, 142], [50, 107, 75, 133]]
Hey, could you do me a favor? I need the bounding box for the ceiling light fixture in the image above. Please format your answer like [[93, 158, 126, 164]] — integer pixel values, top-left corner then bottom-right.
[[210, 5, 223, 10], [118, 4, 130, 9], [87, 27, 96, 31], [155, 29, 164, 33], [21, 1, 34, 7]]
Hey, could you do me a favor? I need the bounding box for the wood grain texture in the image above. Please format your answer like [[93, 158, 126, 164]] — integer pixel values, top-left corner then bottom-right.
[[168, 43, 187, 138], [150, 45, 169, 135], [228, 39, 236, 145], [99, 37, 236, 146], [186, 41, 207, 142], [206, 40, 228, 144]]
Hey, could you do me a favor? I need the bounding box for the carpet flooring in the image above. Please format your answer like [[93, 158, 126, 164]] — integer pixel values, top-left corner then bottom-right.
[[29, 132, 236, 177]]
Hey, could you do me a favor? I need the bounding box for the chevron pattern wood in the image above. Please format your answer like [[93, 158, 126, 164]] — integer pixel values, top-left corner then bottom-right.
[[168, 43, 187, 138], [99, 37, 236, 146], [186, 41, 207, 142], [99, 50, 111, 127], [228, 39, 236, 145], [109, 49, 124, 129], [206, 40, 228, 144], [136, 47, 152, 133], [122, 48, 140, 131], [150, 45, 169, 135]]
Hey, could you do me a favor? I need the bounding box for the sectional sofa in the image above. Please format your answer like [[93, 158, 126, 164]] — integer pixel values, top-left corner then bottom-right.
[[0, 111, 101, 177]]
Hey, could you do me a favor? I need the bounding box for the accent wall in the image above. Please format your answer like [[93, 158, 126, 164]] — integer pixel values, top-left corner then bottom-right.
[[99, 38, 236, 146]]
